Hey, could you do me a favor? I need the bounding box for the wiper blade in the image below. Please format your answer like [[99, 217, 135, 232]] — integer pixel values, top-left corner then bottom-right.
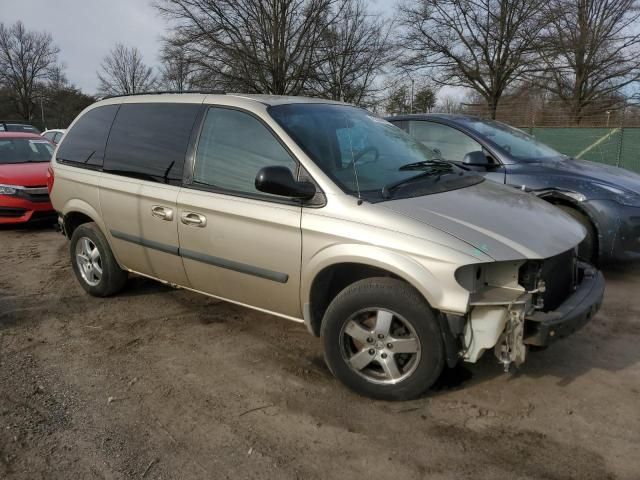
[[382, 161, 461, 199], [382, 170, 445, 199], [398, 159, 453, 171]]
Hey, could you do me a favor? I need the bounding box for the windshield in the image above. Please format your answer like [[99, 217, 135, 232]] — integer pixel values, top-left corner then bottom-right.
[[269, 104, 482, 200], [0, 138, 54, 164], [3, 124, 40, 134], [460, 118, 562, 161]]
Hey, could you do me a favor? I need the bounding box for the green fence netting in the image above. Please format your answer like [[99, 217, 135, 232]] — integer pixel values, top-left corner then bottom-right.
[[529, 127, 640, 173]]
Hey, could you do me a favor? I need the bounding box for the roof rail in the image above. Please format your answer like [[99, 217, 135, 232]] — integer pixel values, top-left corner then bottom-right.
[[102, 90, 226, 100]]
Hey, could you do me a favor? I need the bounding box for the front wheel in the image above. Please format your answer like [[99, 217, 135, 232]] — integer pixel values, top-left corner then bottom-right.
[[321, 278, 445, 400]]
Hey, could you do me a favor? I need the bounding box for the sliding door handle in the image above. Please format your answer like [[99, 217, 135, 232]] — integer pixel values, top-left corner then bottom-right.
[[181, 212, 207, 227]]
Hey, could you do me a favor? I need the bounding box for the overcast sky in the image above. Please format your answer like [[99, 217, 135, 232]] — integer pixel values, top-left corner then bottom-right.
[[3, 0, 467, 101], [3, 0, 166, 94]]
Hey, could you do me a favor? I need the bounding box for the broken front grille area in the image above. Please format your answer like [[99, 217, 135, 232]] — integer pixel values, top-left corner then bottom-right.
[[519, 249, 578, 312]]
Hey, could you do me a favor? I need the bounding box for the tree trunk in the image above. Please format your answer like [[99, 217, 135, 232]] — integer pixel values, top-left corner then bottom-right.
[[18, 94, 32, 121], [487, 96, 499, 120], [570, 96, 584, 126]]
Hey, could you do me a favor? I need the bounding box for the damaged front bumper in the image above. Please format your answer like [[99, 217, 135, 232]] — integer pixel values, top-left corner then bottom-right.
[[459, 260, 604, 370], [523, 264, 604, 346]]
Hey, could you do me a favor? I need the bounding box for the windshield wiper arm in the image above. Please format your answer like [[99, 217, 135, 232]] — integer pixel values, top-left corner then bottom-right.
[[382, 170, 446, 199], [381, 161, 459, 199], [398, 159, 453, 171]]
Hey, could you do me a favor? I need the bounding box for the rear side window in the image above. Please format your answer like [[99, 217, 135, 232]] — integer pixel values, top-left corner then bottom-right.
[[407, 121, 482, 161], [104, 103, 200, 184], [57, 105, 119, 168]]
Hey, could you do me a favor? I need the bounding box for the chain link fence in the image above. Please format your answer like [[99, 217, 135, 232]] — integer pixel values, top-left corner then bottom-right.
[[451, 98, 640, 173]]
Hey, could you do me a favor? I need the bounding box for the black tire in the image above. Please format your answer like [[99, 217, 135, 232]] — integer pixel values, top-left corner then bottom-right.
[[70, 222, 127, 297], [321, 277, 445, 401], [557, 205, 597, 263]]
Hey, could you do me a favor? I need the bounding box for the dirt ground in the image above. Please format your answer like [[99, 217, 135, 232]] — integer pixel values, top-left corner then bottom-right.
[[0, 225, 639, 480]]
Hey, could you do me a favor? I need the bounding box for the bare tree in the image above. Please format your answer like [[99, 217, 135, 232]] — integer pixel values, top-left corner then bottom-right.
[[539, 0, 640, 124], [310, 0, 393, 105], [0, 21, 61, 120], [436, 94, 463, 114], [155, 0, 343, 95], [398, 0, 547, 119], [97, 44, 156, 96], [158, 38, 201, 91]]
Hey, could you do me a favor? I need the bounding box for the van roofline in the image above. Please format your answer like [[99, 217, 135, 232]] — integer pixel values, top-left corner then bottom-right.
[[99, 91, 350, 107], [102, 90, 226, 100]]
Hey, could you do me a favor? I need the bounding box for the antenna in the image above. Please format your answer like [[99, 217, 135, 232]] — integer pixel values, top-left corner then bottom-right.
[[343, 114, 361, 199]]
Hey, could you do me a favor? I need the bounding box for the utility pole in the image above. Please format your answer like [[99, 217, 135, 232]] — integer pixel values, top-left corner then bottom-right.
[[40, 96, 45, 129], [410, 78, 414, 114]]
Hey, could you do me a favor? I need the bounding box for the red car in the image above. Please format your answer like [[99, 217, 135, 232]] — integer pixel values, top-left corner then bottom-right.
[[0, 132, 56, 224]]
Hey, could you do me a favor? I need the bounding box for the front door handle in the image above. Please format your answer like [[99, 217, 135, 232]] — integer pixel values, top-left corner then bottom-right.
[[181, 211, 207, 227], [151, 205, 174, 221]]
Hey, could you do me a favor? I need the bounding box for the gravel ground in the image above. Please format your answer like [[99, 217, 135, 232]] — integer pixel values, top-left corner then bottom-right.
[[0, 225, 639, 479]]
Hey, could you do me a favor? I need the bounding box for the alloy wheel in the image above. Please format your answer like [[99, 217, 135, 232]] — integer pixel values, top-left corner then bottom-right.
[[75, 237, 103, 286], [339, 308, 421, 385]]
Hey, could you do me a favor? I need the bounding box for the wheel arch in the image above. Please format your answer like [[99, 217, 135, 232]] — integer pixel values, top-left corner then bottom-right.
[[301, 245, 446, 337], [537, 190, 600, 259], [60, 199, 107, 239]]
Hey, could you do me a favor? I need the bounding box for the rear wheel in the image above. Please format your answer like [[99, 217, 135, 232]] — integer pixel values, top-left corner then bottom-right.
[[321, 277, 445, 400], [557, 205, 597, 262], [70, 222, 127, 297]]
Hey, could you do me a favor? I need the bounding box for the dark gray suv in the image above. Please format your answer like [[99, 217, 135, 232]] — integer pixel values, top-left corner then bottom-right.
[[387, 114, 640, 264]]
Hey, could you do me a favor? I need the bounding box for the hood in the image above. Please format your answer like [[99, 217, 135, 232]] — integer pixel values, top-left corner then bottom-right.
[[530, 158, 640, 195], [0, 162, 50, 187], [381, 180, 585, 261]]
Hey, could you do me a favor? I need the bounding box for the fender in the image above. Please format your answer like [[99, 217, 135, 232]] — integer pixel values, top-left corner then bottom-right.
[[61, 198, 106, 235], [301, 243, 472, 316], [533, 188, 603, 258]]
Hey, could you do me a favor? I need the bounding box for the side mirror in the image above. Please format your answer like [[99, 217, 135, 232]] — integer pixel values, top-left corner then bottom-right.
[[255, 166, 316, 200], [463, 150, 492, 166]]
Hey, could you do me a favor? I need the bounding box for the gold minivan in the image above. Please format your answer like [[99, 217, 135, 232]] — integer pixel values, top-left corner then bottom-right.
[[49, 93, 604, 400]]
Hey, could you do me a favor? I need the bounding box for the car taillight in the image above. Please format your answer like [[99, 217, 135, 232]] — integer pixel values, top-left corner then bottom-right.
[[46, 164, 55, 194]]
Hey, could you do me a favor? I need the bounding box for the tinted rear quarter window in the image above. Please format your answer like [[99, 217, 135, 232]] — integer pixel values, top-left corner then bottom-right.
[[104, 103, 201, 185], [57, 105, 119, 168]]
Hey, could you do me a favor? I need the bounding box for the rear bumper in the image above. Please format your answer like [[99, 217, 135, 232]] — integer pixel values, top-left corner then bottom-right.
[[524, 264, 604, 346], [0, 194, 55, 224]]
